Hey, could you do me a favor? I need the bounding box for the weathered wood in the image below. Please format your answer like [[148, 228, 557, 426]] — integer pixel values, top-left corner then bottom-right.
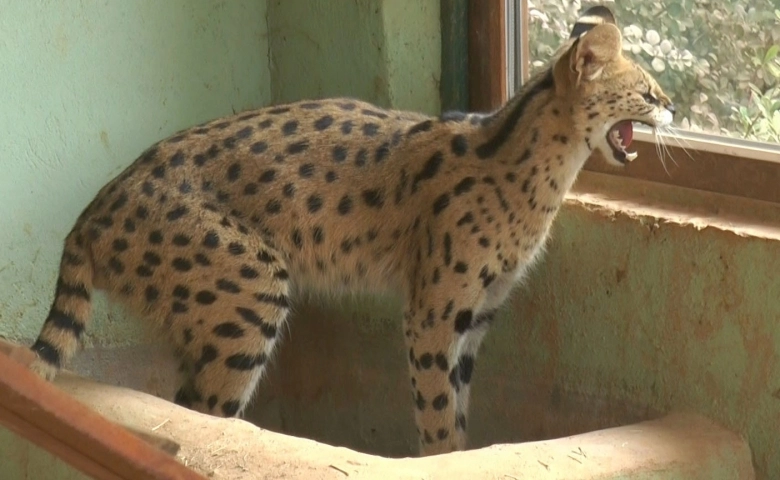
[[0, 345, 199, 480]]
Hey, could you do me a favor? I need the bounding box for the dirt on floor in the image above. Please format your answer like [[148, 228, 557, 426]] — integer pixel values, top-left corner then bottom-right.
[[50, 373, 754, 480]]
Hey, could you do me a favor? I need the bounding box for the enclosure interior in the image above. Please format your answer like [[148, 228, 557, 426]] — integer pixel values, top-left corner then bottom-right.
[[0, 1, 777, 478]]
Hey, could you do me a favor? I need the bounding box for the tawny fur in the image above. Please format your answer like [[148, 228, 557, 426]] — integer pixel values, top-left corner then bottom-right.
[[29, 7, 674, 456]]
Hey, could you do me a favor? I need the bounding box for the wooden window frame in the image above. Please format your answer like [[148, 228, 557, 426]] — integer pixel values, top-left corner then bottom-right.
[[466, 0, 780, 207]]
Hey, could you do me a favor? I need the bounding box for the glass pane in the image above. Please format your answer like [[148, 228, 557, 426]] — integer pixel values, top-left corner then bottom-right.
[[526, 0, 780, 145]]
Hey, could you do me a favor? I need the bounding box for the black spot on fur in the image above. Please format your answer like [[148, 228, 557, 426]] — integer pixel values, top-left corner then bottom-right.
[[259, 169, 276, 183], [112, 238, 128, 252], [361, 189, 384, 208], [362, 123, 379, 136], [337, 195, 352, 215], [355, 148, 368, 167], [375, 142, 390, 163], [228, 242, 246, 255], [408, 120, 433, 136], [299, 163, 315, 178], [307, 195, 323, 213], [432, 193, 450, 215], [221, 400, 241, 417], [451, 135, 468, 156], [292, 229, 303, 249], [454, 309, 473, 333], [459, 355, 475, 385], [454, 177, 476, 196], [227, 163, 241, 182], [143, 251, 162, 266], [435, 353, 449, 371], [419, 353, 434, 369], [172, 258, 193, 272], [216, 279, 241, 294], [195, 290, 217, 305], [214, 322, 245, 338], [266, 199, 282, 214], [443, 233, 452, 266], [203, 231, 220, 249], [314, 115, 334, 130], [312, 226, 325, 244], [476, 69, 554, 158], [144, 286, 159, 302], [432, 393, 449, 411], [412, 152, 444, 192], [479, 266, 496, 288], [251, 141, 268, 154], [331, 145, 348, 162], [286, 140, 309, 154]]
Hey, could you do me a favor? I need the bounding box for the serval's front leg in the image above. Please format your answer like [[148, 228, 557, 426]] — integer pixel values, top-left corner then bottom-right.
[[403, 285, 489, 456], [449, 310, 496, 438]]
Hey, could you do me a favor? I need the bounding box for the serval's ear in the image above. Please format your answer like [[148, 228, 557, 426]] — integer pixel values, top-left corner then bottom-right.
[[569, 23, 622, 84]]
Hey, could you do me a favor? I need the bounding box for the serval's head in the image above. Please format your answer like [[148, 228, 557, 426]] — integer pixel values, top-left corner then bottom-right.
[[553, 6, 676, 166]]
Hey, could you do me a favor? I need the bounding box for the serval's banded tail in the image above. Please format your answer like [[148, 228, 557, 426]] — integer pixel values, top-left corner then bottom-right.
[[30, 228, 94, 380]]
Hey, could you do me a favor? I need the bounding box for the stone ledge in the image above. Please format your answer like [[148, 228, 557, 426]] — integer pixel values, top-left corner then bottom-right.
[[54, 373, 755, 480]]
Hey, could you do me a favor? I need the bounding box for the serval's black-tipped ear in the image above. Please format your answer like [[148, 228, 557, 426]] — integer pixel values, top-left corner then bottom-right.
[[569, 23, 623, 84], [569, 5, 617, 39]]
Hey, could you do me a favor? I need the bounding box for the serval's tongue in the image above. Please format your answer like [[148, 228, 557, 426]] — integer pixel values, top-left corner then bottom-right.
[[616, 121, 633, 147]]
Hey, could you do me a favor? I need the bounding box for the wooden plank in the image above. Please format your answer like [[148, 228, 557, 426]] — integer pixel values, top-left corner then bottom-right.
[[583, 138, 780, 205], [0, 405, 125, 480], [0, 337, 36, 367], [468, 0, 507, 111], [0, 348, 204, 480]]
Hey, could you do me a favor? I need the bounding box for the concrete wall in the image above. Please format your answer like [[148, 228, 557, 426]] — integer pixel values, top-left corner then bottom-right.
[[0, 428, 88, 480], [267, 0, 441, 115], [0, 0, 271, 345], [249, 199, 780, 477]]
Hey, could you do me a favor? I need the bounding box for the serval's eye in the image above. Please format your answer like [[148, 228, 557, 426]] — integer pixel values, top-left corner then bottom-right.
[[642, 92, 658, 104]]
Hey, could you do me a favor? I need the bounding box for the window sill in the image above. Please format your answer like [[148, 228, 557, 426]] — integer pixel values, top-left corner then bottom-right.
[[581, 133, 780, 206], [568, 170, 780, 242]]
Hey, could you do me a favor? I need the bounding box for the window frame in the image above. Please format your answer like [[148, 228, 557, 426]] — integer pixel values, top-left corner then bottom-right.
[[466, 0, 780, 206]]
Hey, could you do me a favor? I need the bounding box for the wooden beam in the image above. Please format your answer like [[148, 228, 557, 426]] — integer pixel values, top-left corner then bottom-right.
[[519, 0, 530, 83], [468, 0, 507, 111], [0, 346, 204, 480]]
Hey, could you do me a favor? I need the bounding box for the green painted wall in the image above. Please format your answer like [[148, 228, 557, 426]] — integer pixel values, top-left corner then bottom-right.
[[0, 0, 441, 346], [0, 427, 88, 480], [252, 203, 780, 477], [267, 0, 441, 115], [0, 0, 271, 345], [477, 205, 780, 478]]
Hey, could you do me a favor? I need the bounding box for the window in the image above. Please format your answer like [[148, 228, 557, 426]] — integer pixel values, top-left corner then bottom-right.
[[491, 0, 780, 205]]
